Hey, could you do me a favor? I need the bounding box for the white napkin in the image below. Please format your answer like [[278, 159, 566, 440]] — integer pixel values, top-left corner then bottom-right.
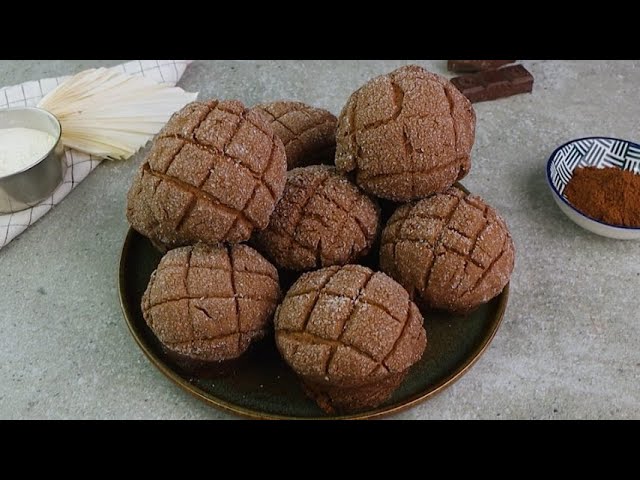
[[0, 60, 192, 250]]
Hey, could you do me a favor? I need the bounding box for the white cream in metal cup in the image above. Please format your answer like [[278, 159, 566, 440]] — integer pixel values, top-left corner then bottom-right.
[[0, 107, 65, 214]]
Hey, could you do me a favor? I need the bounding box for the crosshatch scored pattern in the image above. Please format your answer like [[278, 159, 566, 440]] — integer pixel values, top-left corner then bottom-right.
[[0, 60, 191, 250], [335, 65, 474, 202], [143, 243, 280, 359], [255, 166, 379, 270], [276, 265, 425, 380], [379, 186, 512, 311], [134, 99, 285, 248], [254, 101, 337, 169]]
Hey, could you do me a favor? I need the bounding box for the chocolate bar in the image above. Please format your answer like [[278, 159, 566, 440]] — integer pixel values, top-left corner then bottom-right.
[[447, 60, 516, 72], [451, 64, 534, 103]]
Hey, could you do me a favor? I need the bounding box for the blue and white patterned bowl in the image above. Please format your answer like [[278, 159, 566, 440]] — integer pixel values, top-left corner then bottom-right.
[[546, 136, 640, 240]]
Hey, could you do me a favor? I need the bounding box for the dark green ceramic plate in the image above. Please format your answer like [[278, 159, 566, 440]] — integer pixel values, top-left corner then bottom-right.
[[119, 228, 509, 420]]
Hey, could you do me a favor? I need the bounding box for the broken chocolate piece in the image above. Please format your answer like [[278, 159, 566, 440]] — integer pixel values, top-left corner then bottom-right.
[[447, 60, 516, 72], [451, 64, 534, 103]]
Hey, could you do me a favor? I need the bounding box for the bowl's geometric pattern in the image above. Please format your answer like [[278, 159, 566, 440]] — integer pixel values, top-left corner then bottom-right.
[[549, 137, 640, 195]]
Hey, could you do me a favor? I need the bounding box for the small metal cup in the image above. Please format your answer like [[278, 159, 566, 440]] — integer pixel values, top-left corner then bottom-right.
[[0, 107, 65, 214]]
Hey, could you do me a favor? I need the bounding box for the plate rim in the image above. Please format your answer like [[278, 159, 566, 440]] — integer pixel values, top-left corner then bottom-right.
[[119, 228, 509, 420]]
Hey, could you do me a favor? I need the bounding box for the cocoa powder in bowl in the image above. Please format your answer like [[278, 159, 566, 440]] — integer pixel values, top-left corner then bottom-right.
[[564, 166, 640, 227], [127, 100, 287, 251], [335, 65, 476, 202]]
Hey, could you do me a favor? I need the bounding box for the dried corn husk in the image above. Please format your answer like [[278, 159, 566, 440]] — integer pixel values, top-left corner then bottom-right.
[[38, 67, 198, 160]]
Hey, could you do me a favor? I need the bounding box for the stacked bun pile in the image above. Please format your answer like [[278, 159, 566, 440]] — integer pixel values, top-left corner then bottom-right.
[[126, 65, 515, 415]]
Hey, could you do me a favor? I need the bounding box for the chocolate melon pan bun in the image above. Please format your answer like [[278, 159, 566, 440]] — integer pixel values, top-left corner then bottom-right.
[[379, 185, 515, 314], [335, 65, 475, 202], [141, 243, 281, 368], [274, 264, 426, 414], [254, 165, 380, 271], [127, 100, 287, 251], [253, 101, 337, 170]]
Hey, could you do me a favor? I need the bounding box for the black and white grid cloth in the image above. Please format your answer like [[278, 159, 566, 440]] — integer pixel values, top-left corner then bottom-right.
[[0, 60, 192, 250]]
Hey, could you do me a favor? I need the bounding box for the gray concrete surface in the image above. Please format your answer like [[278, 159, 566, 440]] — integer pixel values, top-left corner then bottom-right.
[[0, 60, 638, 419]]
